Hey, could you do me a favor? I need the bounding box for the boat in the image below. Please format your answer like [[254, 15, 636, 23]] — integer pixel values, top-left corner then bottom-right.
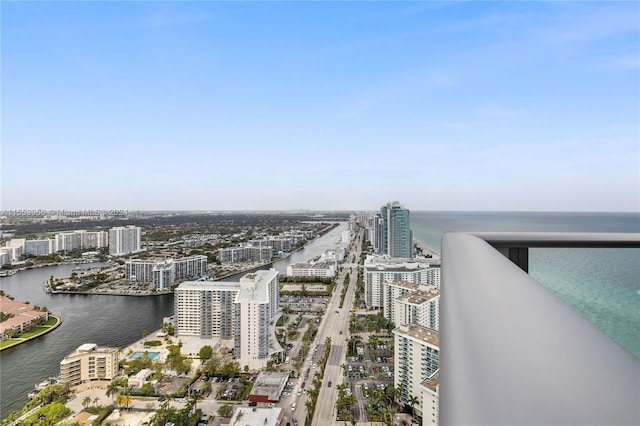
[[29, 377, 58, 398], [0, 270, 17, 277]]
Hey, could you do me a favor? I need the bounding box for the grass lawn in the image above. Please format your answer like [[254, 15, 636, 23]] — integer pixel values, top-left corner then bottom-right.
[[18, 326, 51, 339], [43, 315, 59, 326], [0, 339, 21, 348], [7, 315, 60, 339]]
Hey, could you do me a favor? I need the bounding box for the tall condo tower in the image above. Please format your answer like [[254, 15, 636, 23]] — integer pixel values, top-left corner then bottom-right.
[[381, 201, 412, 258], [108, 226, 141, 256]]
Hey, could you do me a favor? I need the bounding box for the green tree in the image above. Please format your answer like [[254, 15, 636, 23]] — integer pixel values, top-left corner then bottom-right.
[[217, 403, 233, 417], [220, 361, 240, 378], [82, 396, 92, 409], [203, 357, 221, 377], [198, 345, 213, 360], [22, 402, 71, 425], [407, 394, 419, 420], [106, 381, 119, 405]]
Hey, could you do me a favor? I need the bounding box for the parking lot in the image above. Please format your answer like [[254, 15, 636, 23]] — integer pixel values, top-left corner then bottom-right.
[[280, 295, 330, 312], [338, 339, 395, 422]]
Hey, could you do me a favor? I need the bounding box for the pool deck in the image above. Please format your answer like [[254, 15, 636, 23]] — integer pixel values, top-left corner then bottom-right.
[[121, 329, 170, 364]]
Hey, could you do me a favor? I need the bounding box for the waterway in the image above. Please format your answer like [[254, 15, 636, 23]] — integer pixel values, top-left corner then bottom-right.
[[0, 222, 348, 417], [0, 263, 174, 417]]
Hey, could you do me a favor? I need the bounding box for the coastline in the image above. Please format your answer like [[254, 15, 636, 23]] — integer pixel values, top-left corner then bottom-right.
[[0, 314, 63, 352], [414, 239, 441, 260]]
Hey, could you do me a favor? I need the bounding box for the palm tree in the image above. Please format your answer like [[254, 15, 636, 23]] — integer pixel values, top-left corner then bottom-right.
[[304, 398, 314, 422], [122, 393, 133, 410], [93, 396, 100, 406], [106, 381, 119, 405], [82, 396, 91, 409], [116, 393, 126, 409], [189, 392, 202, 413], [407, 394, 419, 421]]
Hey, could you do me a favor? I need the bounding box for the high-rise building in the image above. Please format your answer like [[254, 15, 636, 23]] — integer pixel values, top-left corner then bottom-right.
[[381, 201, 412, 258], [174, 269, 281, 370], [420, 372, 439, 425], [3, 239, 26, 261], [125, 255, 207, 290], [25, 239, 57, 256], [218, 246, 273, 264], [364, 255, 435, 309], [393, 286, 440, 331], [233, 271, 280, 369], [373, 214, 385, 255], [108, 226, 141, 256], [394, 324, 439, 419]]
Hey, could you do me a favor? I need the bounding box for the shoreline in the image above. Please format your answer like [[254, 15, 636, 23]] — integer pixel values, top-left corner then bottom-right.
[[0, 314, 63, 352], [414, 239, 441, 259]]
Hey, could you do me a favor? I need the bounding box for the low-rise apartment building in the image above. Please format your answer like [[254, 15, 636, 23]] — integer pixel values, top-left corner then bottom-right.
[[59, 343, 119, 385], [0, 296, 49, 341], [286, 261, 336, 278]]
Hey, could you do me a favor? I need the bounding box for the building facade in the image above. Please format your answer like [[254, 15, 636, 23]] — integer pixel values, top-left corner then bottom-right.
[[25, 239, 57, 256], [286, 261, 337, 278], [108, 226, 141, 256], [59, 343, 119, 385], [420, 372, 440, 425], [381, 201, 412, 258], [382, 280, 419, 323], [218, 246, 273, 264], [393, 286, 440, 331], [364, 255, 433, 309], [174, 269, 281, 370], [393, 324, 440, 419], [126, 255, 208, 290]]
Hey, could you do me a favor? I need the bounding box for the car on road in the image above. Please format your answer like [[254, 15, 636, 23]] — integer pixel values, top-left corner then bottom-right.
[[328, 381, 332, 387], [291, 403, 297, 412]]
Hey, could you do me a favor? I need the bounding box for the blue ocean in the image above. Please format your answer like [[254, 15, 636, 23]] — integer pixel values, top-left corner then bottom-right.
[[410, 211, 640, 359]]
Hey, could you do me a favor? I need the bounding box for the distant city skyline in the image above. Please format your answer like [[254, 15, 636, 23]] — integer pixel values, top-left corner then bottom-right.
[[2, 2, 638, 212]]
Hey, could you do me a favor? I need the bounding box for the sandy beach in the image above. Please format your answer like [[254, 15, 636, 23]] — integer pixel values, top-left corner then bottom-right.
[[415, 240, 441, 260]]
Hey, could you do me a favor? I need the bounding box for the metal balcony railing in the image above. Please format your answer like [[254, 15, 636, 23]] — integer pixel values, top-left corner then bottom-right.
[[440, 232, 640, 426]]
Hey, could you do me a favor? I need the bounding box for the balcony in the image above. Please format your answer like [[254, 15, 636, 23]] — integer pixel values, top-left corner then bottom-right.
[[440, 232, 640, 426]]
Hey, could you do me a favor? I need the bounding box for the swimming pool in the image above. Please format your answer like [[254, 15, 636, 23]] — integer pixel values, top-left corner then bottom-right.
[[128, 351, 160, 360]]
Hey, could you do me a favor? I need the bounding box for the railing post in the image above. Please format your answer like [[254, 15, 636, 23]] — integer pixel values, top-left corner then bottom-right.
[[496, 247, 529, 272]]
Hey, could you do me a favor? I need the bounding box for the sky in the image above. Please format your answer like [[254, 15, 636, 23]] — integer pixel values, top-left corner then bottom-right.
[[1, 1, 638, 212]]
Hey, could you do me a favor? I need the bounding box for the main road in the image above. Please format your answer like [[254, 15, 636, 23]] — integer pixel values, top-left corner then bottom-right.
[[281, 225, 364, 426], [310, 226, 364, 425]]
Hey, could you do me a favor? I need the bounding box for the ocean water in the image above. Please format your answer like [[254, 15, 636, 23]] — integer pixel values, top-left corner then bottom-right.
[[410, 211, 640, 358]]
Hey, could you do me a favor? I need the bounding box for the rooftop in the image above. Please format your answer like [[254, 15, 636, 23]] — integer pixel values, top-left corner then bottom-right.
[[386, 280, 419, 291], [229, 407, 283, 426], [250, 371, 289, 401], [421, 371, 439, 393], [364, 255, 432, 272], [394, 323, 439, 348], [0, 296, 35, 315], [400, 286, 440, 305]]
